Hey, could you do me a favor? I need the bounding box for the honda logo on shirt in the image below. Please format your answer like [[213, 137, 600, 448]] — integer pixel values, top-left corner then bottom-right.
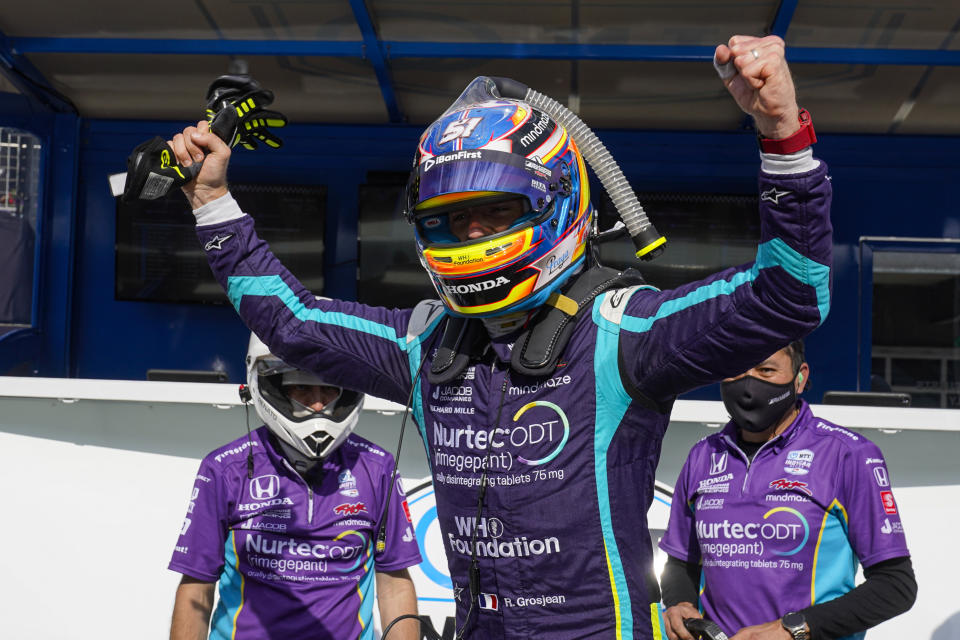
[[250, 475, 280, 500], [710, 452, 728, 475], [873, 467, 889, 487]]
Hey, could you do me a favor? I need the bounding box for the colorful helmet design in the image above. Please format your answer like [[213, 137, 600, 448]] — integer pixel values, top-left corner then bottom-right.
[[245, 333, 363, 461], [405, 77, 593, 317]]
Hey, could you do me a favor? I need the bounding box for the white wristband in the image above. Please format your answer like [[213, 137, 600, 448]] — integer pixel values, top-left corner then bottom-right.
[[760, 147, 820, 175]]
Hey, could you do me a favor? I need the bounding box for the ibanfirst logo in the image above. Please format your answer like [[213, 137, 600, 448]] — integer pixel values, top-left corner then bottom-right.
[[422, 150, 482, 172]]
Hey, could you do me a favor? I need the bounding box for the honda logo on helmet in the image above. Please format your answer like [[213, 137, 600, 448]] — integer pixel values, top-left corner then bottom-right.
[[250, 475, 280, 500], [442, 276, 510, 296]]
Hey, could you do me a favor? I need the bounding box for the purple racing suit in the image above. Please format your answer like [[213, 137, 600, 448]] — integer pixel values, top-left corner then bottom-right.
[[659, 401, 910, 639], [169, 427, 421, 639], [194, 159, 832, 639]]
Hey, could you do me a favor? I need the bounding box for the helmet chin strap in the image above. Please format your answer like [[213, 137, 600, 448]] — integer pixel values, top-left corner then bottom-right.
[[275, 436, 324, 478], [481, 309, 533, 338]]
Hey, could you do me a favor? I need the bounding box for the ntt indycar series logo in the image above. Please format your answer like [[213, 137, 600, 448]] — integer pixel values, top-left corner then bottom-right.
[[422, 150, 482, 173], [696, 507, 810, 557]]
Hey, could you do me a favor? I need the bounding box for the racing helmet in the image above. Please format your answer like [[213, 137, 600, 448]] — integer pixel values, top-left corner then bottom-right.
[[245, 333, 363, 461], [405, 76, 594, 317]]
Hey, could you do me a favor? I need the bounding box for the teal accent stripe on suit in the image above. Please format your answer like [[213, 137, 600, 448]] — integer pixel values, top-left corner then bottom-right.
[[594, 321, 635, 637], [211, 531, 244, 640], [226, 275, 407, 347], [618, 239, 830, 335]]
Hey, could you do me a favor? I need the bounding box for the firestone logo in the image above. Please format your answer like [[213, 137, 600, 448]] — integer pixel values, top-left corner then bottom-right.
[[214, 440, 257, 463], [816, 421, 859, 441]]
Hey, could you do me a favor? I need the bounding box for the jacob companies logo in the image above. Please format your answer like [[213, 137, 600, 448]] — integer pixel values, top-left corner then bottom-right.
[[250, 475, 280, 500]]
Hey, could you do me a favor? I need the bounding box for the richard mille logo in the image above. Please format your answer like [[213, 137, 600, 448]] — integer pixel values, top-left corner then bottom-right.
[[204, 234, 234, 251], [760, 187, 791, 205]]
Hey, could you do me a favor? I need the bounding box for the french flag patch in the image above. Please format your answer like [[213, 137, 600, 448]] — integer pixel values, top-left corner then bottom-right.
[[478, 593, 499, 611]]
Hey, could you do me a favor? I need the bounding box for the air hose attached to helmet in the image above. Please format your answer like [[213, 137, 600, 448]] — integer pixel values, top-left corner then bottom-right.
[[483, 76, 666, 260]]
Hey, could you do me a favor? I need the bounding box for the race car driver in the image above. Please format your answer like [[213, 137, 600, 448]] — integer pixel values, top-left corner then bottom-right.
[[167, 35, 833, 639]]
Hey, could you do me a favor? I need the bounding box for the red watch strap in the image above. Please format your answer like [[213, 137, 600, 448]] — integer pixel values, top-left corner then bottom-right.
[[758, 108, 817, 154]]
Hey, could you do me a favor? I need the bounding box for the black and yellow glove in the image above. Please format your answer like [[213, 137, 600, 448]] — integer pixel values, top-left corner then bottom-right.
[[121, 136, 203, 202], [204, 74, 287, 150], [120, 72, 288, 201]]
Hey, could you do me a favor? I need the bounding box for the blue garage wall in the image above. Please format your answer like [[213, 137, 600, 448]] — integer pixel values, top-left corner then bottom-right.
[[72, 119, 421, 382], [26, 117, 960, 401]]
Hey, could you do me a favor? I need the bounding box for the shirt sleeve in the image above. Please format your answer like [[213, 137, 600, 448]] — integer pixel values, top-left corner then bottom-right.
[[619, 162, 833, 405], [839, 441, 910, 568], [374, 462, 423, 572], [660, 555, 703, 608], [196, 200, 425, 406], [167, 457, 229, 581], [801, 556, 917, 640], [658, 451, 702, 564]]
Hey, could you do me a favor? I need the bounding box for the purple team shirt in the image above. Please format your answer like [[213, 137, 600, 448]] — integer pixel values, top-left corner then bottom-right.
[[659, 401, 910, 638], [169, 426, 421, 639]]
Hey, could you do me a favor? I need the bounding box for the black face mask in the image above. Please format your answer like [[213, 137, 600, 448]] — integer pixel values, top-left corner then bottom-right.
[[720, 375, 798, 433]]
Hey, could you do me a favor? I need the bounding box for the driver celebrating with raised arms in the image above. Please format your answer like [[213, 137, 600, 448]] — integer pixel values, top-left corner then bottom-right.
[[167, 35, 833, 639]]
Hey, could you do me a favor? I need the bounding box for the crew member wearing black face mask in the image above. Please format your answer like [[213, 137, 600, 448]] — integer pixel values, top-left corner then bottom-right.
[[717, 341, 809, 461], [658, 341, 917, 640]]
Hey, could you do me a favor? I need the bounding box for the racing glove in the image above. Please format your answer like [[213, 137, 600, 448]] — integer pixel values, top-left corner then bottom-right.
[[204, 73, 287, 151], [120, 73, 287, 201], [121, 136, 204, 202]]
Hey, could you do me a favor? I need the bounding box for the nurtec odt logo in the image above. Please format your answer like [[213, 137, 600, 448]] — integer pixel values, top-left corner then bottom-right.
[[432, 401, 570, 473], [696, 507, 810, 556]]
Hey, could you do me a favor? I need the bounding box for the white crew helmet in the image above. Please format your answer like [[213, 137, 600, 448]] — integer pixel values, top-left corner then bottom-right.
[[245, 333, 363, 461]]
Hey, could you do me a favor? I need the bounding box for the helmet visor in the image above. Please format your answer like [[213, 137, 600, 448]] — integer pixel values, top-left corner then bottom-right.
[[410, 149, 562, 242]]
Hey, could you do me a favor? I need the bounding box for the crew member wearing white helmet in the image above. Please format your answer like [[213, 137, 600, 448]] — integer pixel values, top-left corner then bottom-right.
[[168, 334, 422, 640]]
